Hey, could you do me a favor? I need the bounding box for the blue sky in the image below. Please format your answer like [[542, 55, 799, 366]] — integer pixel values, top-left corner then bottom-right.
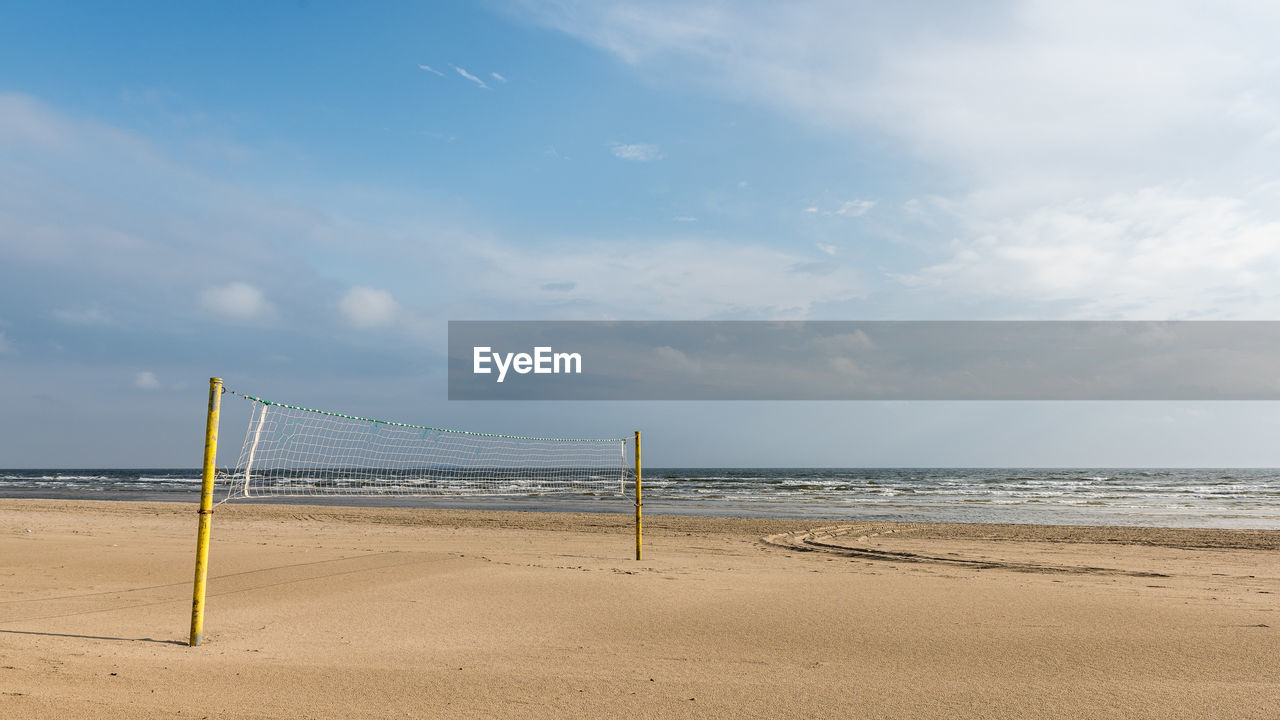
[[3, 1, 1280, 467]]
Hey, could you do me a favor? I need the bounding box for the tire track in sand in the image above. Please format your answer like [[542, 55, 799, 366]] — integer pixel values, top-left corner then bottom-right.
[[761, 525, 1168, 577]]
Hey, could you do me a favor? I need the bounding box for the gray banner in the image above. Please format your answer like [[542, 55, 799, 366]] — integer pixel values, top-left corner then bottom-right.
[[447, 321, 1280, 400]]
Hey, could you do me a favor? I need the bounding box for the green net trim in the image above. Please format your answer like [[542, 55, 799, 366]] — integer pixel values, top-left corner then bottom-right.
[[234, 393, 627, 443]]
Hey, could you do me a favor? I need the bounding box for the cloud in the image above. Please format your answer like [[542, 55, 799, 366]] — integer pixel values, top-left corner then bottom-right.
[[200, 282, 273, 321], [468, 237, 864, 318], [516, 1, 1280, 180], [452, 65, 490, 89], [339, 286, 401, 328], [805, 199, 875, 217], [0, 93, 338, 345], [491, 72, 508, 83], [835, 199, 874, 217], [816, 243, 837, 256], [673, 216, 697, 222], [898, 186, 1280, 319], [135, 370, 160, 389], [418, 64, 445, 76], [515, 1, 1280, 318], [0, 93, 76, 150], [653, 345, 702, 373], [610, 143, 662, 161], [52, 307, 111, 325], [0, 91, 870, 372]]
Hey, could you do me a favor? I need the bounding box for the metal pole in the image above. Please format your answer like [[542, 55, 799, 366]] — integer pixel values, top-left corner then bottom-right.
[[635, 430, 642, 561], [189, 377, 222, 646]]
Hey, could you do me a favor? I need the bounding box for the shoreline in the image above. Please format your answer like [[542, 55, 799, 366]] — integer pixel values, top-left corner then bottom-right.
[[6, 465, 1280, 530], [6, 496, 1280, 550]]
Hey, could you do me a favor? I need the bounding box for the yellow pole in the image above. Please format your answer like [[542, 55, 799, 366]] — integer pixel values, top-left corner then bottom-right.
[[189, 377, 222, 647], [634, 430, 642, 561]]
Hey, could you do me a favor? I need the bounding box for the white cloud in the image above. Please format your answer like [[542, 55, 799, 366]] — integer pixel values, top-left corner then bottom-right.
[[805, 199, 875, 217], [653, 345, 702, 373], [518, 1, 1280, 182], [201, 282, 272, 321], [898, 186, 1280, 318], [0, 93, 76, 150], [673, 216, 697, 222], [52, 307, 111, 325], [516, 1, 1280, 318], [835, 200, 874, 217], [610, 143, 662, 161], [135, 371, 160, 389], [816, 243, 837, 256], [339, 286, 401, 328], [491, 72, 508, 83], [468, 237, 864, 318], [452, 65, 490, 89], [418, 64, 445, 76], [0, 95, 326, 326], [0, 93, 865, 356]]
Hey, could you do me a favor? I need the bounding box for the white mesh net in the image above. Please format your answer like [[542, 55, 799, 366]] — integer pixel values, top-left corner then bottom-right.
[[220, 394, 631, 499]]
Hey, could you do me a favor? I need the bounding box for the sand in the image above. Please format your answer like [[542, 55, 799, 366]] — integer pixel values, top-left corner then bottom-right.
[[1, 499, 1277, 719]]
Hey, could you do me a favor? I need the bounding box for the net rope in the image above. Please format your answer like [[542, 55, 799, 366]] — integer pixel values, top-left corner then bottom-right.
[[219, 393, 631, 500]]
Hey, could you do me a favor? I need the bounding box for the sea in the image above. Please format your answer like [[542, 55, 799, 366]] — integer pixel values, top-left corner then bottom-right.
[[3, 468, 1279, 529]]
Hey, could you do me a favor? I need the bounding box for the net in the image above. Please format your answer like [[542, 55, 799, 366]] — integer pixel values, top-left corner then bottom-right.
[[220, 394, 632, 500]]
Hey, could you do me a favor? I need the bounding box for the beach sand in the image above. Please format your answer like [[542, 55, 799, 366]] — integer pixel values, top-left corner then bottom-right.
[[1, 499, 1277, 718]]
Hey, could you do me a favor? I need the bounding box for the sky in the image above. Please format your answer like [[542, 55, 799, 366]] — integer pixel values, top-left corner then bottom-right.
[[3, 1, 1280, 467]]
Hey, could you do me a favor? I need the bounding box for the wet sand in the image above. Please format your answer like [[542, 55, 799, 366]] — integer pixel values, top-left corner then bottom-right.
[[1, 499, 1277, 718]]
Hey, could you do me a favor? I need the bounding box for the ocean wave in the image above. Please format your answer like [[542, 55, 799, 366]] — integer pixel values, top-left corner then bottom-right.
[[4, 468, 1279, 529]]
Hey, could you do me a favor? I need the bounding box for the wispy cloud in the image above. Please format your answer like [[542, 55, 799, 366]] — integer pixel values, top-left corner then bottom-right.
[[835, 200, 874, 217], [134, 370, 160, 390], [469, 236, 865, 319], [816, 243, 837, 256], [417, 64, 445, 77], [673, 216, 697, 222], [52, 306, 111, 325], [491, 72, 508, 83], [897, 186, 1280, 319], [0, 92, 871, 347], [610, 142, 662, 162], [338, 286, 401, 328], [452, 65, 490, 89], [516, 1, 1280, 318], [804, 199, 875, 217], [200, 281, 273, 321]]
